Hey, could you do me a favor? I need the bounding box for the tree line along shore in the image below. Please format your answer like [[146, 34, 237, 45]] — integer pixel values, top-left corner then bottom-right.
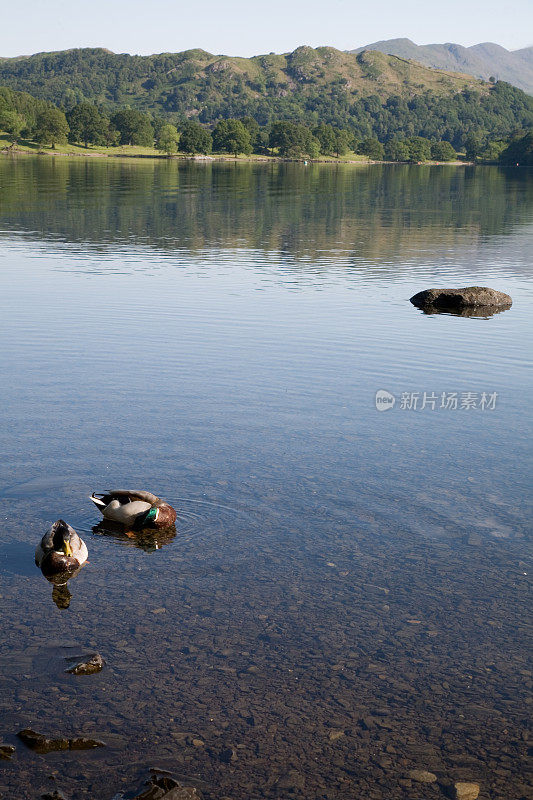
[[1, 93, 531, 165]]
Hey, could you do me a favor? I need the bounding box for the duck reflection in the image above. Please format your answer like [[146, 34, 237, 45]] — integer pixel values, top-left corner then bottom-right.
[[50, 577, 73, 609], [91, 520, 176, 553], [38, 567, 84, 609]]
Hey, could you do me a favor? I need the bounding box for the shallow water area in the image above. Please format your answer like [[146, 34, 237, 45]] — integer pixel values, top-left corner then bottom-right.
[[0, 158, 531, 800]]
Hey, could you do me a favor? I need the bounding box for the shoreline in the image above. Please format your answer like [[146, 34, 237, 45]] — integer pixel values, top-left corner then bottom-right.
[[0, 145, 471, 167]]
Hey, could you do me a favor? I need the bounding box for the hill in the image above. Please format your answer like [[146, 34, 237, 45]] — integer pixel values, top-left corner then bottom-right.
[[0, 47, 531, 149], [0, 45, 498, 115], [350, 39, 533, 95]]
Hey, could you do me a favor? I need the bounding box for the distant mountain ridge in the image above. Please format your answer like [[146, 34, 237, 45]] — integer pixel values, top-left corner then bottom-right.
[[350, 39, 533, 95]]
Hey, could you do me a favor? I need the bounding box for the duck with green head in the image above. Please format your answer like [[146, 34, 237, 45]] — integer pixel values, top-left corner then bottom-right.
[[89, 490, 177, 529]]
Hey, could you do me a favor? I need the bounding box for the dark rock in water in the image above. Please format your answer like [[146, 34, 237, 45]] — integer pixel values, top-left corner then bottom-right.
[[410, 286, 512, 314], [41, 791, 69, 800], [17, 729, 68, 753], [0, 743, 15, 760], [129, 768, 204, 800], [276, 769, 306, 791], [219, 745, 237, 763], [16, 729, 104, 753], [65, 653, 105, 675], [68, 737, 105, 750]]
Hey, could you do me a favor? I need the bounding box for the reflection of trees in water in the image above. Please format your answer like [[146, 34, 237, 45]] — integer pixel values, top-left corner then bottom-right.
[[0, 158, 531, 266]]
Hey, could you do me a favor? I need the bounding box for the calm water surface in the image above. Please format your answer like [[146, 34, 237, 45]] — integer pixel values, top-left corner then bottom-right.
[[0, 158, 531, 800]]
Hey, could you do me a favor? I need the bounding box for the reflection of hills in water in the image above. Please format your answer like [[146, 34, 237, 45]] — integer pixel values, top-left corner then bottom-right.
[[92, 521, 176, 553], [0, 159, 532, 268]]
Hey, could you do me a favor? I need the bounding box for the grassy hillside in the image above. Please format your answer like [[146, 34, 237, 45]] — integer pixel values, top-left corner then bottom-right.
[[0, 45, 492, 116]]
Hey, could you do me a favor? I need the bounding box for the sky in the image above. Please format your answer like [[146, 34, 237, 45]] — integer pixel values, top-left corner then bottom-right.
[[2, 0, 532, 58]]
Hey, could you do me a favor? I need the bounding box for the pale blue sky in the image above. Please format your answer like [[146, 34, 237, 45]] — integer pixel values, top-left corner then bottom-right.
[[2, 0, 532, 58]]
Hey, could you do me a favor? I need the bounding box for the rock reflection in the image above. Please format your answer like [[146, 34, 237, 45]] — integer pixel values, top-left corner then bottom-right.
[[92, 521, 176, 553], [416, 304, 511, 318]]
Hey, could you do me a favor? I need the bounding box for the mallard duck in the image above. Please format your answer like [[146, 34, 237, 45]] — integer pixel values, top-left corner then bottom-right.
[[89, 490, 177, 529], [35, 520, 88, 577]]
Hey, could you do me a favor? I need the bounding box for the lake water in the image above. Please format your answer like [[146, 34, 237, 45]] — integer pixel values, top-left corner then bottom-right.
[[0, 157, 531, 800]]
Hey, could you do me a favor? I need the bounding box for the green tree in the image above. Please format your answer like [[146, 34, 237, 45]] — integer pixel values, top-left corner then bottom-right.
[[359, 137, 384, 160], [384, 139, 410, 161], [156, 123, 180, 155], [269, 121, 319, 158], [499, 131, 533, 166], [313, 124, 336, 155], [180, 120, 212, 154], [212, 119, 252, 156], [0, 110, 26, 143], [268, 121, 292, 153], [464, 132, 485, 161], [110, 109, 154, 146], [333, 128, 353, 157], [405, 136, 431, 162], [480, 139, 507, 162], [240, 116, 261, 151], [150, 114, 168, 141], [430, 140, 456, 161], [33, 108, 69, 148], [66, 103, 109, 147]]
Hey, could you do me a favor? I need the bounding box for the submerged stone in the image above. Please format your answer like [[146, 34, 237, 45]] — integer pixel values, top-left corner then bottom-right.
[[407, 769, 438, 783], [0, 743, 15, 760], [68, 736, 105, 750], [16, 729, 104, 753], [219, 746, 237, 763], [130, 768, 204, 799], [65, 653, 105, 675], [454, 781, 480, 800], [17, 729, 68, 753]]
